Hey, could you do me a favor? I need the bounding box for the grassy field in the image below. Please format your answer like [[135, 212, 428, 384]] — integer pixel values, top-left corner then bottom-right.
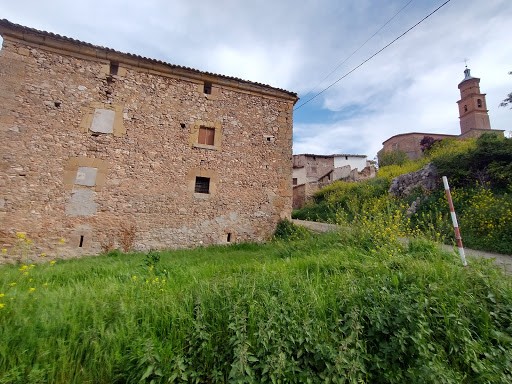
[[1, 231, 511, 383]]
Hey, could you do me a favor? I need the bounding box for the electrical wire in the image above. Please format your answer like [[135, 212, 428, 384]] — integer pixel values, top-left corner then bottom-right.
[[301, 0, 414, 103], [294, 0, 452, 111]]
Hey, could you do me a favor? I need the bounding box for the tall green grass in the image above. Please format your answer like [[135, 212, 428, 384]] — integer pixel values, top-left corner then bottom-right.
[[1, 233, 511, 383]]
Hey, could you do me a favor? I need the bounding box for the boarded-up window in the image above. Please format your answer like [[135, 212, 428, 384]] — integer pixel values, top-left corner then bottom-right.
[[75, 167, 98, 187], [195, 176, 210, 194], [91, 109, 115, 134], [198, 126, 215, 146]]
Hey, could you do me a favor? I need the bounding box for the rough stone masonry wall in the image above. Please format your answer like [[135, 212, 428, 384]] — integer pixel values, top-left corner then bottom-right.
[[388, 163, 439, 198], [0, 37, 294, 260]]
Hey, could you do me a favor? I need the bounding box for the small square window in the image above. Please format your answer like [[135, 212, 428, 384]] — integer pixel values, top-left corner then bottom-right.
[[198, 126, 215, 146], [195, 176, 210, 194], [110, 62, 119, 76], [292, 177, 298, 185], [203, 82, 212, 94]]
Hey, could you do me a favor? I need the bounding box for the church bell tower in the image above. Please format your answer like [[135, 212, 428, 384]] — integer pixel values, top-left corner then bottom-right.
[[457, 67, 491, 136]]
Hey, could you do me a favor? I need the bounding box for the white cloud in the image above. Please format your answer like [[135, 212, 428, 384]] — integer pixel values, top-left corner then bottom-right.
[[1, 0, 511, 158]]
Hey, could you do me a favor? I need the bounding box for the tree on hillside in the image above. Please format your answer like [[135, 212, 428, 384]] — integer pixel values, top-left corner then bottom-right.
[[420, 136, 441, 153], [433, 133, 512, 190], [378, 149, 408, 167], [499, 71, 512, 109]]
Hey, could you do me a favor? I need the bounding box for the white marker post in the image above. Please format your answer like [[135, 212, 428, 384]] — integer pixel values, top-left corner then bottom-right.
[[442, 176, 467, 267]]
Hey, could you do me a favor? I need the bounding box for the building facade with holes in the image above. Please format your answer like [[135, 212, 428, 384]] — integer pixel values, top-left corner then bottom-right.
[[292, 153, 375, 209], [0, 20, 298, 260]]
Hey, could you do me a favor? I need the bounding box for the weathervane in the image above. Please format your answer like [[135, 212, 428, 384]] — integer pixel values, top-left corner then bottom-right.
[[463, 58, 470, 68]]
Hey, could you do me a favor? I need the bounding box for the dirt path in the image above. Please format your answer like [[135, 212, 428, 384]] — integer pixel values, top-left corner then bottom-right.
[[293, 219, 512, 275]]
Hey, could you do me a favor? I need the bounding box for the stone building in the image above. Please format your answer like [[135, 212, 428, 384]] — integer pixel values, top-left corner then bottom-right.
[[292, 153, 374, 209], [378, 67, 504, 161], [0, 19, 298, 259]]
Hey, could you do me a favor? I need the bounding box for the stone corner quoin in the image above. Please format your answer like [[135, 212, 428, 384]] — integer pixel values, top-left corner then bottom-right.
[[0, 19, 299, 258]]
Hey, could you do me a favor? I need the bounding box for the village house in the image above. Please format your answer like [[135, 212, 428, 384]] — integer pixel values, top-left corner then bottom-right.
[[378, 67, 504, 161], [292, 153, 375, 209], [0, 19, 298, 259]]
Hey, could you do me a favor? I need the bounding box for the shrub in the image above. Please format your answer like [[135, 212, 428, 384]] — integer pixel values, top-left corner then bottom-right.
[[378, 149, 408, 167], [273, 219, 310, 240], [433, 134, 512, 190]]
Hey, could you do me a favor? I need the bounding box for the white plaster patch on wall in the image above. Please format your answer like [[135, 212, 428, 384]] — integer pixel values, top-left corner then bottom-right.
[[65, 189, 98, 216], [91, 108, 115, 133], [75, 166, 98, 187]]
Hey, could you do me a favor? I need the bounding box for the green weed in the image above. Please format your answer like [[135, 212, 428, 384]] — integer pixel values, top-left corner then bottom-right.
[[0, 232, 511, 383]]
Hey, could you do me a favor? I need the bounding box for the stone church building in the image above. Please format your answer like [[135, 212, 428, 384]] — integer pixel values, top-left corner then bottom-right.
[[0, 19, 298, 259], [379, 67, 504, 161]]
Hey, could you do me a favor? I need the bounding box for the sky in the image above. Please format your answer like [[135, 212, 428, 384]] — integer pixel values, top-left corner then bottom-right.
[[1, 0, 511, 159]]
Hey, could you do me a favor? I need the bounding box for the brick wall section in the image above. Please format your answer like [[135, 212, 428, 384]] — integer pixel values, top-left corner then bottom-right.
[[0, 27, 297, 259], [379, 133, 457, 160]]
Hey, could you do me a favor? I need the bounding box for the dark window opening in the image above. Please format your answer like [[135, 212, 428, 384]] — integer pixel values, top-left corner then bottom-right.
[[345, 156, 348, 160], [110, 62, 119, 76], [227, 233, 232, 242], [292, 177, 298, 185], [198, 126, 215, 146], [54, 101, 61, 108], [477, 99, 482, 108], [195, 176, 210, 194], [79, 235, 84, 248], [203, 82, 212, 94], [464, 105, 468, 112], [266, 137, 272, 142], [180, 123, 186, 128]]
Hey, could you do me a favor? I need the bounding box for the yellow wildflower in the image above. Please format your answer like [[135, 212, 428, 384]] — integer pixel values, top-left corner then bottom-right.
[[9, 282, 16, 287], [0, 303, 5, 309], [19, 265, 28, 272], [0, 293, 4, 298], [40, 253, 46, 257], [1, 248, 7, 254], [58, 238, 66, 244], [28, 287, 36, 293], [50, 260, 56, 266], [16, 232, 27, 240]]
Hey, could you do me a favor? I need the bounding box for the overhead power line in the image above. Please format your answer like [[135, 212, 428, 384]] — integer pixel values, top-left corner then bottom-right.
[[301, 0, 414, 103], [294, 0, 452, 111]]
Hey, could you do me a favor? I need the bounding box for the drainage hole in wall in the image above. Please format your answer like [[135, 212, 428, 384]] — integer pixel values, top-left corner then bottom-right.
[[180, 123, 186, 128], [79, 235, 84, 248]]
